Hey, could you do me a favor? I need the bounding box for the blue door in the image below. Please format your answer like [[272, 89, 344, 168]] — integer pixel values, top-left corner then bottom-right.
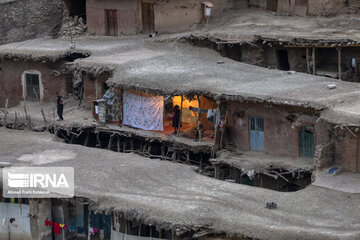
[[249, 117, 264, 151]]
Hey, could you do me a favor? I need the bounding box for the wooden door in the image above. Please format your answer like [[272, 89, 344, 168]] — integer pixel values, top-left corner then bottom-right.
[[25, 73, 40, 101], [106, 9, 118, 36], [300, 126, 314, 158], [141, 2, 155, 33], [267, 0, 278, 11], [249, 117, 264, 151]]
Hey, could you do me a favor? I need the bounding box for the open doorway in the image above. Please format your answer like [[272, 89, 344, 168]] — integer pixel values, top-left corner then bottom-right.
[[106, 9, 118, 36], [277, 50, 290, 71], [141, 2, 155, 33], [25, 73, 40, 101], [67, 0, 86, 23], [267, 0, 278, 11]]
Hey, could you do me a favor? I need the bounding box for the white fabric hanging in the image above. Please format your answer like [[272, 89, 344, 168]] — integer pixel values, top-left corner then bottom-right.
[[123, 91, 164, 131]]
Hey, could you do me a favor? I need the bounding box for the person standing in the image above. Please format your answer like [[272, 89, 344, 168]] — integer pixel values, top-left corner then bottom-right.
[[172, 105, 181, 134], [56, 91, 64, 121]]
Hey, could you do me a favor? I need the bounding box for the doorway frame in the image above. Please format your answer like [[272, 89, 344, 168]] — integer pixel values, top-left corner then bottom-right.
[[141, 1, 155, 34], [299, 125, 315, 158], [105, 9, 118, 36], [21, 70, 43, 101], [249, 116, 265, 151]]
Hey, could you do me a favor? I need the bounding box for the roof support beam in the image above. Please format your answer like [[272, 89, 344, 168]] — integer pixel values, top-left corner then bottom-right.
[[337, 47, 342, 80], [306, 48, 311, 74], [312, 47, 316, 75]]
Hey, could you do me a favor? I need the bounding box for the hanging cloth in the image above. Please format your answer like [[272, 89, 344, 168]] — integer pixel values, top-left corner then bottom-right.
[[45, 219, 53, 227], [54, 223, 61, 235]]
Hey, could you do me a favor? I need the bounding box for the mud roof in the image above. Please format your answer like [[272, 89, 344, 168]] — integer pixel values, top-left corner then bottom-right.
[[191, 9, 360, 45], [2, 36, 360, 126], [1, 128, 360, 240]]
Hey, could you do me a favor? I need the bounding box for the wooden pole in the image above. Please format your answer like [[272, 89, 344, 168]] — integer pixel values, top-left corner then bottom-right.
[[14, 112, 17, 129], [176, 95, 183, 137], [117, 136, 121, 152], [219, 103, 229, 150], [197, 96, 202, 142], [4, 98, 8, 126], [337, 47, 342, 80], [211, 101, 220, 158], [312, 47, 316, 75], [41, 108, 47, 130], [87, 206, 91, 240], [306, 48, 310, 74]]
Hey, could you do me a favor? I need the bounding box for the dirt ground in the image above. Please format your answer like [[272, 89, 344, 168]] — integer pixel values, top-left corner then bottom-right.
[[0, 128, 359, 240]]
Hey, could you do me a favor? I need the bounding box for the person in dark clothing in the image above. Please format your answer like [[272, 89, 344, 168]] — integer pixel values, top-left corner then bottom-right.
[[172, 105, 181, 134], [56, 91, 64, 121]]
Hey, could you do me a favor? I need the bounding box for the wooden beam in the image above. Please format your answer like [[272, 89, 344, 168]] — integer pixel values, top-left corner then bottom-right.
[[212, 101, 220, 158], [197, 96, 202, 142], [306, 48, 310, 74], [312, 47, 316, 75], [4, 98, 8, 126], [219, 103, 229, 150], [285, 44, 360, 48], [41, 108, 47, 130], [337, 47, 342, 80], [117, 136, 121, 152], [176, 95, 183, 137]]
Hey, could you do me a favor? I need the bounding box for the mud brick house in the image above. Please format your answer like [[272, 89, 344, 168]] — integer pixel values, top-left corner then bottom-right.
[[0, 40, 89, 107], [250, 0, 350, 16], [189, 8, 360, 82], [1, 129, 360, 240], [1, 37, 360, 192], [68, 37, 360, 180], [81, 0, 245, 35]]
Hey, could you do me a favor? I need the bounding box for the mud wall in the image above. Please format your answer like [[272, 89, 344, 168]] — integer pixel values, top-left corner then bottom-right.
[[83, 73, 110, 109], [0, 59, 69, 107], [250, 0, 346, 16], [228, 101, 330, 157], [154, 0, 238, 33], [0, 0, 64, 45], [86, 0, 139, 36], [86, 0, 242, 36], [334, 129, 360, 173]]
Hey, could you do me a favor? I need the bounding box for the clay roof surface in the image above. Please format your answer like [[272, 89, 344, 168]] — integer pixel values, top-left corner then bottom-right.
[[192, 9, 360, 44], [0, 128, 360, 240], [1, 37, 360, 125]]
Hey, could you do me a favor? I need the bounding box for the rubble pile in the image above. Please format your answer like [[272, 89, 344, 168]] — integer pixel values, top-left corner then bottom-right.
[[59, 16, 87, 39]]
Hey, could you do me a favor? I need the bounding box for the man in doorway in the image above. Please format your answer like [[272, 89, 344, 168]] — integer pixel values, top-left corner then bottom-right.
[[172, 105, 181, 134], [56, 91, 64, 121]]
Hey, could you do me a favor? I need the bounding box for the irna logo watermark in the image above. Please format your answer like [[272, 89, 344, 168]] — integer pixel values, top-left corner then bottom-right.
[[3, 167, 74, 198]]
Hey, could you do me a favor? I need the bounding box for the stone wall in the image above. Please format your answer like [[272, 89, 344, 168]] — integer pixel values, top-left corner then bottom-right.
[[0, 0, 64, 45]]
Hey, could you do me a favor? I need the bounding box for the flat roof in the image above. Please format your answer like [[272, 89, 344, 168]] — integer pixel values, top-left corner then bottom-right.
[[1, 128, 360, 239], [2, 37, 360, 126], [192, 9, 360, 44], [212, 150, 314, 172]]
